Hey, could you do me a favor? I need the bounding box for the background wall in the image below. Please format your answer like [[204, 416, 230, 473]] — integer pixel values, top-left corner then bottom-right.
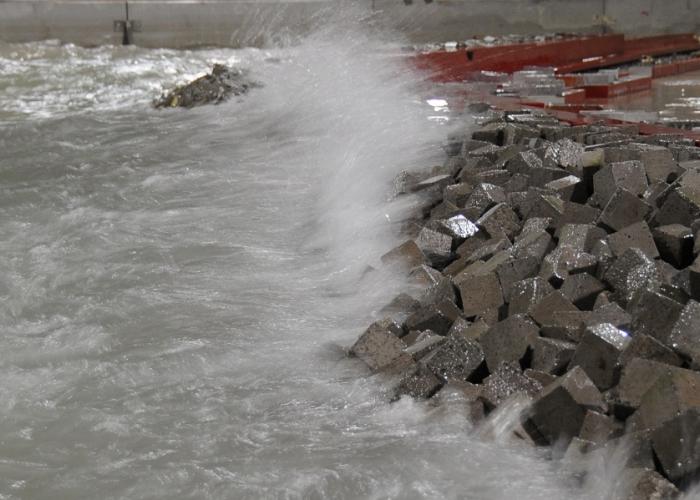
[[0, 0, 699, 48]]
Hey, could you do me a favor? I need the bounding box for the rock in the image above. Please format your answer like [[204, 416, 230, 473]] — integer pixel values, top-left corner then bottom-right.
[[154, 64, 260, 108], [523, 366, 605, 445], [507, 276, 554, 316], [477, 203, 521, 240], [381, 240, 426, 269], [651, 409, 700, 485], [568, 323, 630, 390], [480, 362, 542, 409], [421, 335, 486, 383], [560, 273, 606, 310], [653, 224, 694, 268], [593, 160, 648, 207], [618, 334, 682, 367], [480, 314, 539, 371], [598, 188, 653, 232], [531, 337, 576, 375], [628, 289, 684, 344], [668, 300, 700, 367], [350, 319, 410, 372], [603, 248, 660, 306], [456, 272, 504, 318], [607, 221, 659, 259]]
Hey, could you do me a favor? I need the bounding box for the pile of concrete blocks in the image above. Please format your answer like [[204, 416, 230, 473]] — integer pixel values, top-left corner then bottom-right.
[[350, 106, 700, 498]]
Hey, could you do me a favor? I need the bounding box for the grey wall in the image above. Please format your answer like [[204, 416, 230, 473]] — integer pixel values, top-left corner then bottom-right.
[[0, 0, 699, 48]]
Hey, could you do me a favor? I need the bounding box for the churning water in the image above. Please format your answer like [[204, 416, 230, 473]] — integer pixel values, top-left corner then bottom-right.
[[1, 12, 699, 500]]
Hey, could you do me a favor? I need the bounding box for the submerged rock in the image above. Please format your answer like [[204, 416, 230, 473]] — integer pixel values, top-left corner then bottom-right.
[[154, 64, 260, 109]]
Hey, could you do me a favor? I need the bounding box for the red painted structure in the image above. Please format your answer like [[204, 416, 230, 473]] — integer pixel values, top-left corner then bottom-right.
[[414, 34, 700, 81]]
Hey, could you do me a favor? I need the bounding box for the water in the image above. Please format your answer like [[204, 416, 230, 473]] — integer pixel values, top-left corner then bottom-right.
[[2, 14, 700, 499]]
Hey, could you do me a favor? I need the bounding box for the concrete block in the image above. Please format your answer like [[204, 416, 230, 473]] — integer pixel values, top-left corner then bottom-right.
[[617, 359, 686, 412], [618, 334, 682, 368], [448, 317, 489, 343], [411, 174, 453, 194], [586, 302, 632, 331], [568, 323, 631, 390], [404, 330, 445, 360], [394, 366, 443, 400], [481, 362, 542, 409], [552, 200, 601, 232], [381, 240, 425, 269], [656, 170, 700, 226], [529, 291, 579, 326], [608, 221, 659, 259], [539, 311, 591, 343], [524, 369, 557, 388], [503, 173, 530, 193], [472, 170, 512, 187], [456, 272, 504, 318], [593, 160, 648, 207], [416, 227, 454, 268], [603, 248, 661, 306], [405, 300, 462, 337], [544, 138, 584, 171], [463, 183, 507, 217], [529, 166, 572, 189], [578, 410, 620, 446], [612, 468, 680, 500], [628, 289, 684, 344], [350, 319, 409, 372], [523, 366, 605, 446], [480, 313, 539, 371], [496, 257, 540, 299], [511, 230, 553, 261], [558, 223, 607, 253], [651, 409, 700, 485], [545, 175, 587, 203], [599, 188, 653, 232], [521, 193, 564, 221], [476, 202, 521, 240], [653, 223, 694, 268], [540, 245, 598, 286], [689, 256, 700, 301], [507, 276, 554, 316], [443, 183, 474, 207], [669, 300, 700, 368], [472, 123, 506, 146], [435, 215, 480, 246], [421, 335, 485, 383], [531, 337, 576, 375], [629, 365, 700, 431], [560, 273, 606, 310], [506, 150, 543, 176], [516, 217, 552, 242]]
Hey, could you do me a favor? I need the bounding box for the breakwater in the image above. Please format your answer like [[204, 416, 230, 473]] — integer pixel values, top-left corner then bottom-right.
[[352, 104, 700, 499]]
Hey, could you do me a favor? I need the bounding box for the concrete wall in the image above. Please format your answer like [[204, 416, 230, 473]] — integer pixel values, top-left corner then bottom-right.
[[0, 0, 698, 48]]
